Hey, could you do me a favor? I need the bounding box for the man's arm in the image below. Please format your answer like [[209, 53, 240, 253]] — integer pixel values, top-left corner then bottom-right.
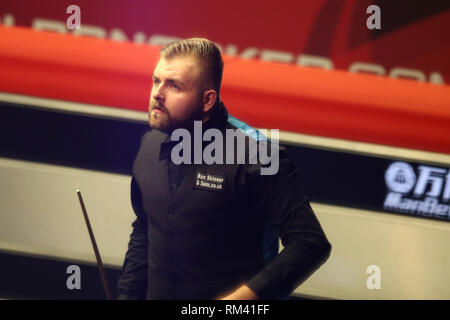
[[116, 176, 149, 299], [244, 148, 332, 300]]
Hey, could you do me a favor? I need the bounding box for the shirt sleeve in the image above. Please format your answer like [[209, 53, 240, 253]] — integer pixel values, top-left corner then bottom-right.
[[245, 147, 332, 300], [116, 176, 149, 300]]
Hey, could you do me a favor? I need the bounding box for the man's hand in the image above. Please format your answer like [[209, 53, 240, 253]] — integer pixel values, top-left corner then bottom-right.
[[218, 284, 259, 300]]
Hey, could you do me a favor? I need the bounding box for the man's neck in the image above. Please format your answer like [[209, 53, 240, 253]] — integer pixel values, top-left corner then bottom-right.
[[162, 101, 227, 137]]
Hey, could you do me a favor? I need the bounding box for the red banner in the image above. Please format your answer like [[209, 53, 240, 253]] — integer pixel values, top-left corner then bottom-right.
[[1, 0, 449, 84], [1, 26, 449, 154]]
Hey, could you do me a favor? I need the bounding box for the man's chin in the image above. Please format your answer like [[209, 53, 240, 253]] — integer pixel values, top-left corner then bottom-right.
[[149, 118, 171, 133], [149, 113, 203, 133]]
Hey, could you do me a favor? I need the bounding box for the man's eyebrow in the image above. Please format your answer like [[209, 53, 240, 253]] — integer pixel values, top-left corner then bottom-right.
[[152, 75, 184, 84], [167, 78, 184, 85]]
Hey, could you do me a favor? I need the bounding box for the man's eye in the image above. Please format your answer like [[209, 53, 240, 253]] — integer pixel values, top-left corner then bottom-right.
[[170, 83, 180, 90]]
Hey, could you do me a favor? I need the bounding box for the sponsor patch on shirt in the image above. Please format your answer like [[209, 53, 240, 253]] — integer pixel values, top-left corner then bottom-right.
[[194, 171, 226, 192]]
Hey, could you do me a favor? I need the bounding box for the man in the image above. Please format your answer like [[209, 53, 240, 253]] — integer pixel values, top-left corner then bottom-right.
[[117, 38, 331, 300]]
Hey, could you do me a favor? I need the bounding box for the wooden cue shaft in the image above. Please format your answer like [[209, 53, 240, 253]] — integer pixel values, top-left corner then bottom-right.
[[76, 189, 112, 300]]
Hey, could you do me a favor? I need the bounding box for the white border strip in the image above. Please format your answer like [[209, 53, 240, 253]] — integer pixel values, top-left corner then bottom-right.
[[276, 131, 450, 166], [0, 92, 148, 123], [0, 241, 122, 269], [1, 91, 449, 165]]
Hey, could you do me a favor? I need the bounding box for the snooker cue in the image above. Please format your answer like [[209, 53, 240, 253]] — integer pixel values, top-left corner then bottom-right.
[[76, 189, 113, 300]]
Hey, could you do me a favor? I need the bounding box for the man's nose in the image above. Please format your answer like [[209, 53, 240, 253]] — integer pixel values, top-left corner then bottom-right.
[[152, 83, 164, 102]]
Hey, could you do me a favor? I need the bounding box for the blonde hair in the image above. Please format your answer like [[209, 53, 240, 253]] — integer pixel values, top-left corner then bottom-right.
[[160, 38, 224, 96]]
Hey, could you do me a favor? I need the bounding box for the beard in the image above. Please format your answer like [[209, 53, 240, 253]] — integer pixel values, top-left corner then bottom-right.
[[148, 104, 170, 132], [148, 98, 204, 134]]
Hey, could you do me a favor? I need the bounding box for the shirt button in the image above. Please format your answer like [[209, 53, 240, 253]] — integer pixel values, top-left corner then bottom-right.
[[168, 207, 174, 217], [169, 184, 177, 193], [168, 231, 173, 238]]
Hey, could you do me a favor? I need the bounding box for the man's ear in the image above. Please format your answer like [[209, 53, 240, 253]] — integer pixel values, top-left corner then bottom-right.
[[203, 89, 217, 113]]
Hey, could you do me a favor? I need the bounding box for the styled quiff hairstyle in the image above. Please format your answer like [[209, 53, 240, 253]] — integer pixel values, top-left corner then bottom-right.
[[160, 38, 224, 102]]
